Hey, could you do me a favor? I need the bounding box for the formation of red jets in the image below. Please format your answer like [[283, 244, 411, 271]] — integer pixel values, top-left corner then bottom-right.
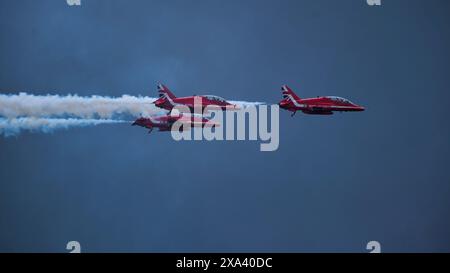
[[132, 83, 365, 133]]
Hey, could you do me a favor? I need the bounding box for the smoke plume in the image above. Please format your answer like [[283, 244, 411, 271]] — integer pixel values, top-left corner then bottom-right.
[[0, 92, 264, 136], [0, 117, 126, 137]]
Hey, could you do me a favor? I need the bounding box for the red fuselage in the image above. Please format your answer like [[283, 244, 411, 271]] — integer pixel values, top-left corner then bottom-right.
[[279, 85, 365, 115], [153, 84, 239, 112], [132, 113, 218, 133], [154, 95, 239, 111]]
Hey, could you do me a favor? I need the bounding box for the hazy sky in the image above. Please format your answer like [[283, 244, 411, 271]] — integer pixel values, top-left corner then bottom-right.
[[0, 0, 449, 252]]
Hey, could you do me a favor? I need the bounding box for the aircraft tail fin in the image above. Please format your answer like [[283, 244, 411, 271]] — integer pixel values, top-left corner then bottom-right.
[[281, 85, 301, 101], [157, 83, 176, 99]]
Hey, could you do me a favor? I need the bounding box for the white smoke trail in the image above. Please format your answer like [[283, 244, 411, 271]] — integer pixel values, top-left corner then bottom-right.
[[0, 117, 126, 137], [229, 101, 266, 108], [0, 92, 264, 136], [0, 93, 162, 119], [0, 93, 264, 119]]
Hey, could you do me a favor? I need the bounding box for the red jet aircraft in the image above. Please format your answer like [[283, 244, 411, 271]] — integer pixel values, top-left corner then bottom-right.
[[153, 83, 240, 111], [278, 85, 365, 116], [132, 113, 219, 134]]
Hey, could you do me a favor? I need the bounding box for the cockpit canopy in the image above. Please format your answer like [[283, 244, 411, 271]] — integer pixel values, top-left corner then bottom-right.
[[204, 95, 227, 103], [326, 96, 353, 104]]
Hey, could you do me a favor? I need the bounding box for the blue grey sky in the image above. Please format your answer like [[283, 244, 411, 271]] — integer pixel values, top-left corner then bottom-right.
[[0, 0, 449, 252]]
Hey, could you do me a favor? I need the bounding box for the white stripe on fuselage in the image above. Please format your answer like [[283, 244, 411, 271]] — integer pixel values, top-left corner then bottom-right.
[[286, 94, 307, 108]]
